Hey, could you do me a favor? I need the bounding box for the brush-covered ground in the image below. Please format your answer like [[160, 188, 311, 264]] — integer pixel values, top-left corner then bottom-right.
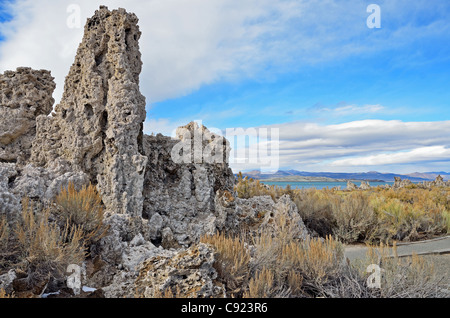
[[1, 176, 449, 298]]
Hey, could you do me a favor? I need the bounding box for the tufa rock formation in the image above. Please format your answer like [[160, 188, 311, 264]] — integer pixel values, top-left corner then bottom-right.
[[0, 68, 55, 164], [143, 122, 235, 247], [0, 6, 311, 298], [31, 6, 147, 217]]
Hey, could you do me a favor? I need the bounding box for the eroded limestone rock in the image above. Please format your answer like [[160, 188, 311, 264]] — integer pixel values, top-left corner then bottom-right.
[[31, 6, 147, 217], [143, 123, 235, 247], [0, 68, 55, 164], [134, 243, 224, 298]]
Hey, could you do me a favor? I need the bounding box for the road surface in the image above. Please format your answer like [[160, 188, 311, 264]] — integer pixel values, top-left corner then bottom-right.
[[344, 235, 450, 261]]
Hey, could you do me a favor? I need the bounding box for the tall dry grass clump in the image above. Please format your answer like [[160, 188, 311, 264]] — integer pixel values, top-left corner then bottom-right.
[[54, 182, 109, 244], [0, 218, 8, 252], [370, 189, 449, 242], [15, 199, 86, 285], [331, 192, 379, 243], [293, 189, 334, 237], [234, 172, 285, 201], [0, 217, 15, 270], [0, 288, 13, 298], [200, 232, 251, 297], [281, 236, 343, 294], [349, 243, 449, 298]]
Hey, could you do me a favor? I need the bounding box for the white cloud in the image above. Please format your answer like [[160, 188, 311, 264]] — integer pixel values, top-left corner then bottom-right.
[[0, 0, 307, 104], [2, 0, 448, 106], [229, 120, 450, 173], [331, 146, 450, 166], [143, 118, 180, 137]]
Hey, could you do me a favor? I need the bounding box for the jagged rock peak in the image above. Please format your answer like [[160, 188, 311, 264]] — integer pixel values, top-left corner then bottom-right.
[[31, 6, 147, 216]]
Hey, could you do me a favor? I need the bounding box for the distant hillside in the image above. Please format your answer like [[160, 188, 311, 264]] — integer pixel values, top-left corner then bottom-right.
[[406, 172, 450, 181], [239, 170, 435, 182]]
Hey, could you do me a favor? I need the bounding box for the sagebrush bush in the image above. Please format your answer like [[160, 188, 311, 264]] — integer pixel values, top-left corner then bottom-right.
[[15, 199, 86, 285], [235, 172, 449, 243], [200, 232, 251, 297], [281, 236, 343, 294], [0, 288, 13, 298], [331, 192, 379, 243], [349, 243, 449, 298], [54, 182, 109, 244], [243, 267, 292, 298], [293, 189, 335, 237], [0, 218, 8, 252]]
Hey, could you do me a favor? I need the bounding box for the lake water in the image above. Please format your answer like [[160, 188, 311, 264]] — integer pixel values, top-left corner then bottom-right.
[[261, 181, 395, 190]]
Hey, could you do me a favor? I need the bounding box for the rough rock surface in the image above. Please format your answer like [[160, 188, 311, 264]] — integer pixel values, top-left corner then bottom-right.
[[236, 194, 310, 240], [0, 161, 89, 215], [31, 6, 147, 217], [0, 6, 312, 299], [134, 243, 224, 298], [359, 180, 370, 190], [0, 68, 55, 164], [0, 163, 21, 223], [0, 269, 16, 295], [143, 123, 235, 247], [346, 181, 357, 191], [393, 176, 412, 189]]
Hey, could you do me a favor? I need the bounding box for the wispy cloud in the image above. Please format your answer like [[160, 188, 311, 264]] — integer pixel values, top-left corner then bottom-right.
[[230, 120, 450, 173], [1, 0, 449, 105], [331, 146, 450, 166], [308, 102, 385, 116]]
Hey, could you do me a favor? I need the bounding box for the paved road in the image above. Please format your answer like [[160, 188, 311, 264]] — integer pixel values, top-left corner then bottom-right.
[[344, 235, 450, 261]]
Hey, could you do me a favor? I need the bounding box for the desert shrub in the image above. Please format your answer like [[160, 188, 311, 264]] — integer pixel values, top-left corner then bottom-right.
[[234, 172, 287, 201], [330, 192, 379, 243], [0, 218, 8, 253], [200, 232, 251, 297], [15, 199, 86, 285], [371, 194, 447, 242], [348, 243, 449, 298], [0, 288, 13, 298], [0, 218, 13, 270], [293, 189, 335, 237], [54, 182, 109, 244], [281, 236, 343, 295], [250, 231, 343, 297], [444, 210, 450, 233], [243, 267, 295, 298]]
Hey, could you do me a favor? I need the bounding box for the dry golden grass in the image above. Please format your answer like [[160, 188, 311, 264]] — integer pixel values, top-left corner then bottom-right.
[[243, 267, 278, 298], [281, 236, 343, 291], [331, 192, 379, 243], [15, 198, 86, 285], [200, 232, 250, 297], [0, 218, 8, 251], [235, 173, 450, 244], [352, 242, 449, 298], [54, 182, 109, 244], [0, 288, 13, 298]]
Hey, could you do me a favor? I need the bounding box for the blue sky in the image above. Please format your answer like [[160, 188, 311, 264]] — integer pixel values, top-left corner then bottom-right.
[[0, 0, 449, 173]]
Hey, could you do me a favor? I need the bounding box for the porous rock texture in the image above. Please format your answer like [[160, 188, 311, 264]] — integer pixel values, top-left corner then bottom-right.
[[31, 6, 147, 217], [0, 6, 310, 298], [0, 6, 239, 298], [0, 67, 55, 164], [143, 122, 235, 247], [134, 243, 224, 298]]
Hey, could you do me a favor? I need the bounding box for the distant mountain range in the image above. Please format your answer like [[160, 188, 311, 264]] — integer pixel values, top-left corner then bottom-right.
[[239, 170, 450, 182]]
